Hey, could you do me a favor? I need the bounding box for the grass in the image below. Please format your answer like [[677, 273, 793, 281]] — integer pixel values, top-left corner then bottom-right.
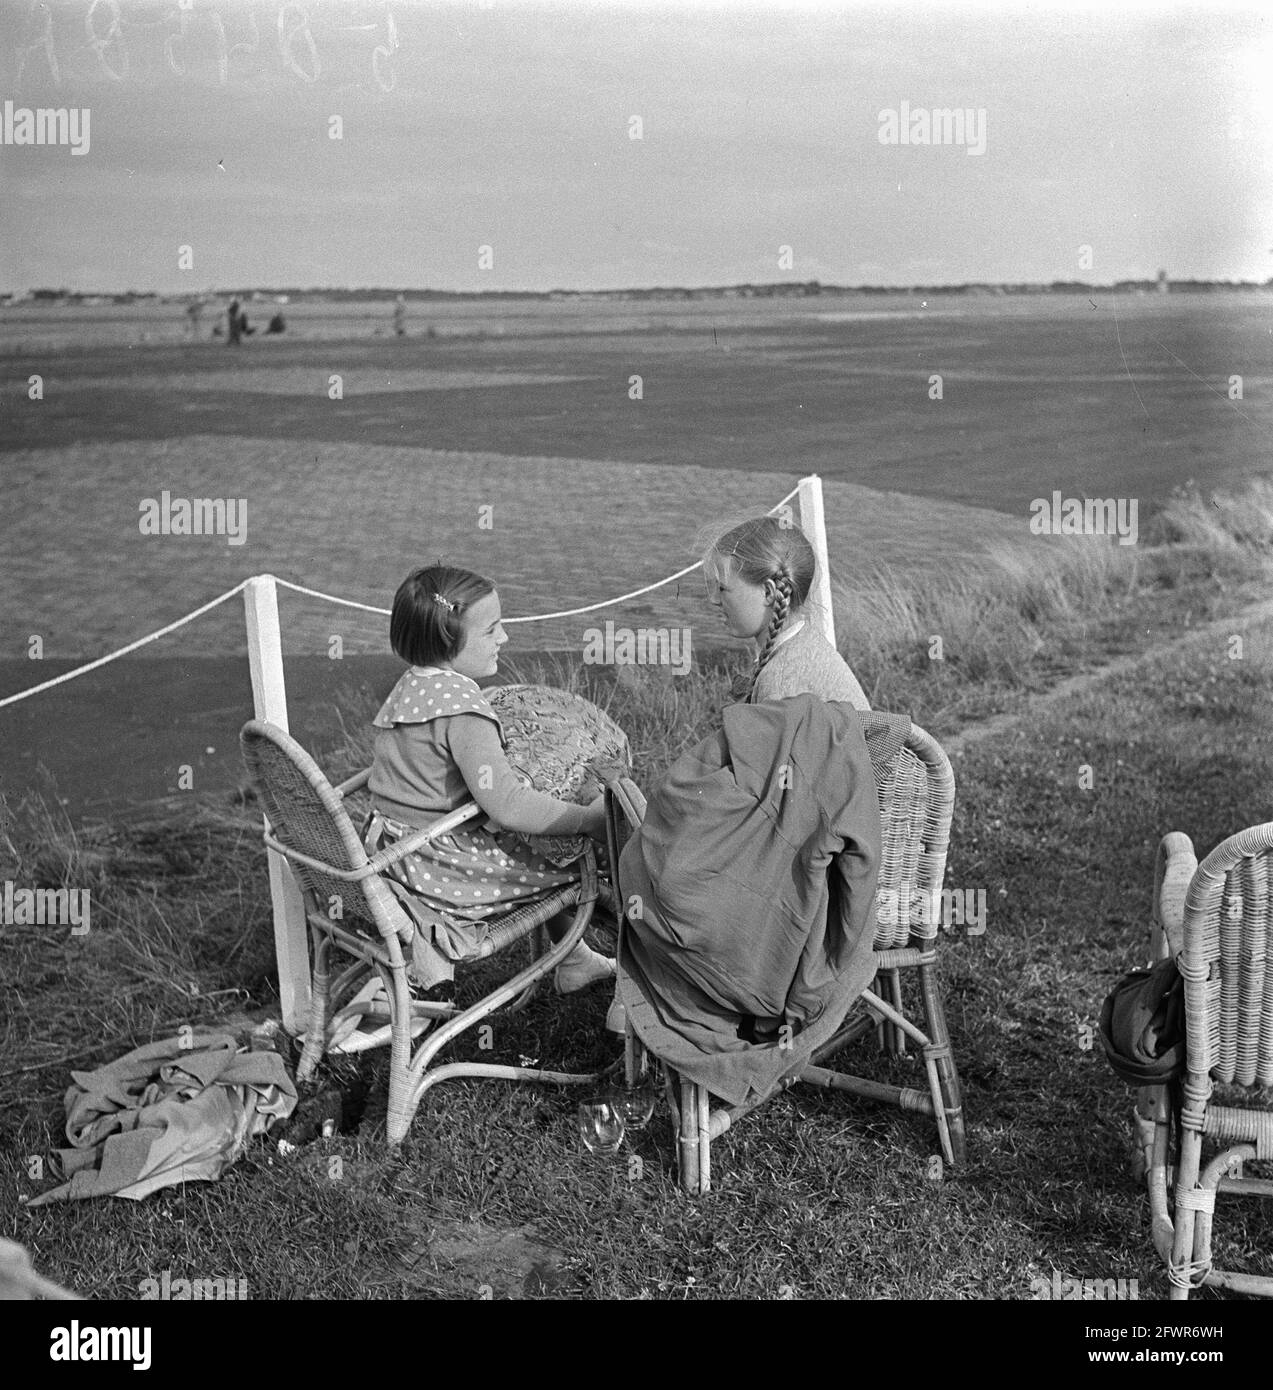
[[2, 481, 1272, 1300]]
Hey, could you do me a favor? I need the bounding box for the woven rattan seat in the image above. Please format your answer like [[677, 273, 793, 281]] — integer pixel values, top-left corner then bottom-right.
[[1135, 822, 1273, 1298], [240, 719, 612, 1145], [605, 720, 966, 1194]]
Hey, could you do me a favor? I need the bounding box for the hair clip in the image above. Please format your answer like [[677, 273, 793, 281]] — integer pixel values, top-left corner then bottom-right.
[[431, 592, 457, 613]]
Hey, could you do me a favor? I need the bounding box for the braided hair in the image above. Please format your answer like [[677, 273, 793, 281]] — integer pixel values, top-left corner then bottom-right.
[[709, 517, 816, 703], [750, 560, 795, 700]]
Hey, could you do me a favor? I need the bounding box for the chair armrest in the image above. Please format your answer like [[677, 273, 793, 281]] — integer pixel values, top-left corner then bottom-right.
[[605, 777, 647, 830], [603, 780, 645, 945], [1152, 831, 1196, 962], [333, 767, 372, 799], [263, 801, 487, 882], [365, 801, 486, 872]]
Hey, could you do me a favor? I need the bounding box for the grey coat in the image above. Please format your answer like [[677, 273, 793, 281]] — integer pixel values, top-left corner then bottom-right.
[[618, 697, 906, 1106]]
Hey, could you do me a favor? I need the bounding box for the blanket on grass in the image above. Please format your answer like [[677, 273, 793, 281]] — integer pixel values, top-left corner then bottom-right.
[[28, 1031, 296, 1205]]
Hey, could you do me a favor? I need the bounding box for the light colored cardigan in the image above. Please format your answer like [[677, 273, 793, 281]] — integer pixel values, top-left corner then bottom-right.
[[752, 621, 871, 710]]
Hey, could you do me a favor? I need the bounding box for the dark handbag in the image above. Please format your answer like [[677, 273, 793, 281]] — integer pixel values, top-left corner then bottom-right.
[[1099, 958, 1186, 1085]]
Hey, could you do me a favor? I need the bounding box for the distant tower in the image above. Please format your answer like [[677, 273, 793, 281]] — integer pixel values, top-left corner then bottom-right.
[[1157, 269, 1169, 294]]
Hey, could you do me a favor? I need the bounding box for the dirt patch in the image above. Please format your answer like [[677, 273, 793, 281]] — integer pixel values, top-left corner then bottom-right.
[[391, 1217, 569, 1299]]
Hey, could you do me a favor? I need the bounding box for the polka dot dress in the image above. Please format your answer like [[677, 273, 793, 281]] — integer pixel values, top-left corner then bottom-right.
[[364, 667, 581, 966], [372, 665, 508, 735]]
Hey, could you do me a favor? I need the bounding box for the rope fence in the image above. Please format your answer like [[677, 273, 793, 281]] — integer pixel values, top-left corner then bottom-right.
[[0, 483, 808, 710], [0, 580, 250, 711]]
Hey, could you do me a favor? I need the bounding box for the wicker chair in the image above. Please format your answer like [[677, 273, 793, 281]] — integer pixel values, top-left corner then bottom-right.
[[240, 719, 611, 1145], [1135, 823, 1273, 1299], [606, 721, 963, 1194]]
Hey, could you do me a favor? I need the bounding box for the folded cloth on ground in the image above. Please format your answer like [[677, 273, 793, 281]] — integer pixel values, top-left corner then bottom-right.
[[27, 1031, 297, 1205]]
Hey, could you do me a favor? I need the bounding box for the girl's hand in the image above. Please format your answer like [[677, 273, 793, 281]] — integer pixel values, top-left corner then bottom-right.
[[581, 794, 607, 840]]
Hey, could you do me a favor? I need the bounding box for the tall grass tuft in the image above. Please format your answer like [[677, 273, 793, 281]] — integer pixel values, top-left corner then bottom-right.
[[833, 476, 1273, 716], [0, 793, 278, 1055], [834, 537, 1135, 701], [1145, 475, 1273, 551], [6, 772, 113, 894]]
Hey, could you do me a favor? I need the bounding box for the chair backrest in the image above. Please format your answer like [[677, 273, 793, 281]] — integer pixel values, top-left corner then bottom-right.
[[1181, 822, 1273, 1087], [239, 720, 404, 931], [871, 724, 956, 950]]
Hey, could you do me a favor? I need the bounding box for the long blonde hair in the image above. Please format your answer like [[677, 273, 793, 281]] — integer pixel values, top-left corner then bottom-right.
[[708, 516, 815, 701]]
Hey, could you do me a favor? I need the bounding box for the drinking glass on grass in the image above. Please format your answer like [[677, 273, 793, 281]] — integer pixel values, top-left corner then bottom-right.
[[576, 1099, 625, 1155], [608, 1074, 657, 1131]]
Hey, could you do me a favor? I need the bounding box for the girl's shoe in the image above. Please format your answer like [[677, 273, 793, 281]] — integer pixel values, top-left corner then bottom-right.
[[554, 942, 617, 994], [408, 977, 457, 1006], [604, 995, 627, 1035]]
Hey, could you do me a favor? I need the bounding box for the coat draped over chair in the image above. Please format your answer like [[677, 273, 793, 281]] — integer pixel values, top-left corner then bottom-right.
[[618, 696, 906, 1106]]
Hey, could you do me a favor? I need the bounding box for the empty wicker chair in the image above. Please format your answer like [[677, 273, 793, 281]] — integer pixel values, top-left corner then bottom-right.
[[606, 720, 965, 1194], [1136, 823, 1273, 1299], [240, 719, 611, 1145]]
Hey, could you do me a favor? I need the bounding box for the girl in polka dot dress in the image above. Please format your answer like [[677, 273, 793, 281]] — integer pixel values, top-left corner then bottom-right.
[[363, 564, 615, 995]]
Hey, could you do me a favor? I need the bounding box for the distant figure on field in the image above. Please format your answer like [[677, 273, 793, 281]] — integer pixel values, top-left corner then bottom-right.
[[393, 294, 407, 336], [267, 312, 286, 334], [227, 298, 242, 345], [186, 297, 205, 338]]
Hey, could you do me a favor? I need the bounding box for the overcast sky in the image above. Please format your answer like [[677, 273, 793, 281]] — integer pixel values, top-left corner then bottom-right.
[[1, 0, 1269, 293]]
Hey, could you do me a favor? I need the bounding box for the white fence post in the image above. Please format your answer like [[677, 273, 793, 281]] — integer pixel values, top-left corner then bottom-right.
[[797, 474, 836, 647], [243, 574, 311, 1036]]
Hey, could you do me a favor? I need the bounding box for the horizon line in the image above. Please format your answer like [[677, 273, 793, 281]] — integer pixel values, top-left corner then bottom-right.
[[7, 276, 1273, 301]]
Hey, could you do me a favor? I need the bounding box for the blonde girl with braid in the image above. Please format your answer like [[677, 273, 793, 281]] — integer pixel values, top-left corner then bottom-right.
[[704, 517, 870, 709], [602, 518, 874, 1034]]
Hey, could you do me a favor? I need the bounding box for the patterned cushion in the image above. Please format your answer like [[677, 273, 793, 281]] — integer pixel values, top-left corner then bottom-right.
[[486, 684, 631, 865]]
